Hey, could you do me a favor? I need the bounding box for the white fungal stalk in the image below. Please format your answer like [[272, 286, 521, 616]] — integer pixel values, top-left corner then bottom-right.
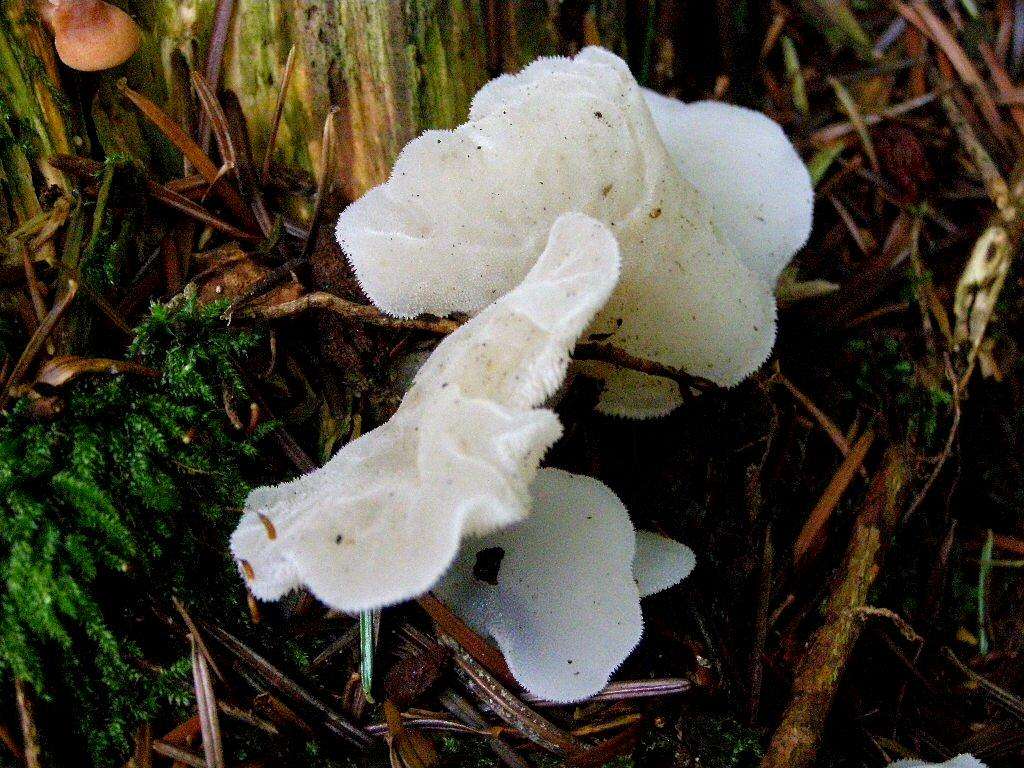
[[231, 214, 621, 612], [337, 46, 813, 418], [436, 468, 695, 703]]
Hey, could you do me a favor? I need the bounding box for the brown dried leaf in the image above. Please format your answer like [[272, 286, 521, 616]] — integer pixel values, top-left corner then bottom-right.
[[384, 701, 439, 768], [193, 244, 303, 308]]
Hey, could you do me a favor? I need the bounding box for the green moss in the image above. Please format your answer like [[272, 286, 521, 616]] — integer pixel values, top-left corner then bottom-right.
[[685, 714, 762, 768], [844, 330, 952, 449], [0, 293, 266, 765]]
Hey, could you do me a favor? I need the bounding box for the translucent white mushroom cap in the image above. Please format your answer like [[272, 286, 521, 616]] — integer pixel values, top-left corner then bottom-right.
[[436, 468, 695, 702], [231, 214, 621, 612], [336, 46, 782, 418], [888, 755, 987, 768], [642, 91, 814, 286]]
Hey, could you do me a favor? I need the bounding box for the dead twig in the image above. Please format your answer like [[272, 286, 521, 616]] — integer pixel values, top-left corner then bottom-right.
[[522, 678, 692, 706], [3, 279, 78, 406], [191, 639, 225, 768], [118, 81, 257, 231], [761, 447, 910, 768], [14, 680, 41, 768], [262, 45, 299, 184], [204, 624, 372, 749], [302, 109, 340, 261], [152, 740, 206, 768], [250, 291, 461, 334], [439, 635, 582, 755], [793, 428, 876, 566], [49, 155, 261, 244]]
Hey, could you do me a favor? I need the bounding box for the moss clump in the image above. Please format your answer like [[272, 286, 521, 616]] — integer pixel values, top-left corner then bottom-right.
[[844, 333, 952, 448], [0, 292, 267, 765], [685, 713, 762, 768]]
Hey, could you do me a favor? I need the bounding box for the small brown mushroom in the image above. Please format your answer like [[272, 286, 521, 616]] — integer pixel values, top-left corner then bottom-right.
[[39, 0, 141, 72]]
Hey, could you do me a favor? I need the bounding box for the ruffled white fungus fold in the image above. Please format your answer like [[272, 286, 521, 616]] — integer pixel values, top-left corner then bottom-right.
[[436, 468, 695, 702], [642, 90, 814, 286], [336, 46, 779, 418], [888, 755, 987, 768], [231, 214, 621, 612]]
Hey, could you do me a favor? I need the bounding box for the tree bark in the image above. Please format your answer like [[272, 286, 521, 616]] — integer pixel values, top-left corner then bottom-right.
[[2, 1, 632, 237], [119, 0, 631, 198]]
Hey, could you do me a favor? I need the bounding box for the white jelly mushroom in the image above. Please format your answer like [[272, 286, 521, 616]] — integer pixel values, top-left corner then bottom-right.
[[436, 468, 695, 702], [642, 90, 814, 286], [336, 46, 777, 418], [888, 756, 987, 768], [231, 213, 620, 612]]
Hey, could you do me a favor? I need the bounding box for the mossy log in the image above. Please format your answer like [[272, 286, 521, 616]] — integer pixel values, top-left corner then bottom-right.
[[2, 1, 634, 239], [132, 0, 628, 198]]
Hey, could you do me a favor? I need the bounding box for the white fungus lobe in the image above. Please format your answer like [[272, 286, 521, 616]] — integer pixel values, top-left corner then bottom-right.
[[888, 756, 987, 768], [230, 214, 620, 612], [642, 90, 814, 286], [336, 46, 785, 418], [436, 468, 695, 702], [634, 529, 697, 597]]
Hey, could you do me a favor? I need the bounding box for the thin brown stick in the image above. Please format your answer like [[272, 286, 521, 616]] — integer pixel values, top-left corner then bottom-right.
[[302, 109, 340, 260], [20, 244, 46, 326], [523, 678, 692, 706], [793, 428, 876, 566], [172, 597, 224, 683], [250, 291, 462, 334], [198, 0, 236, 152], [205, 625, 372, 749], [152, 741, 205, 768], [191, 71, 238, 177], [191, 639, 225, 768], [573, 342, 716, 392], [14, 680, 41, 768], [49, 155, 260, 244], [899, 2, 1011, 145], [252, 291, 716, 391], [417, 595, 515, 685], [440, 635, 582, 755], [937, 83, 1012, 218], [774, 371, 854, 458], [3, 280, 78, 404], [262, 45, 299, 183], [810, 91, 938, 145], [117, 82, 255, 229]]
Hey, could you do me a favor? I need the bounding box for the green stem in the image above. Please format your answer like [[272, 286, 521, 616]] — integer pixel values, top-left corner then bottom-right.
[[359, 608, 377, 703]]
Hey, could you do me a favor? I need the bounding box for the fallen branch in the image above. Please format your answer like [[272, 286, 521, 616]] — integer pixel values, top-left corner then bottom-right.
[[250, 291, 462, 334], [761, 447, 910, 768], [249, 291, 716, 391]]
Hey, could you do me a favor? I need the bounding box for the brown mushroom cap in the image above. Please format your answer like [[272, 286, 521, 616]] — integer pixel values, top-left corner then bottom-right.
[[42, 0, 141, 72]]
